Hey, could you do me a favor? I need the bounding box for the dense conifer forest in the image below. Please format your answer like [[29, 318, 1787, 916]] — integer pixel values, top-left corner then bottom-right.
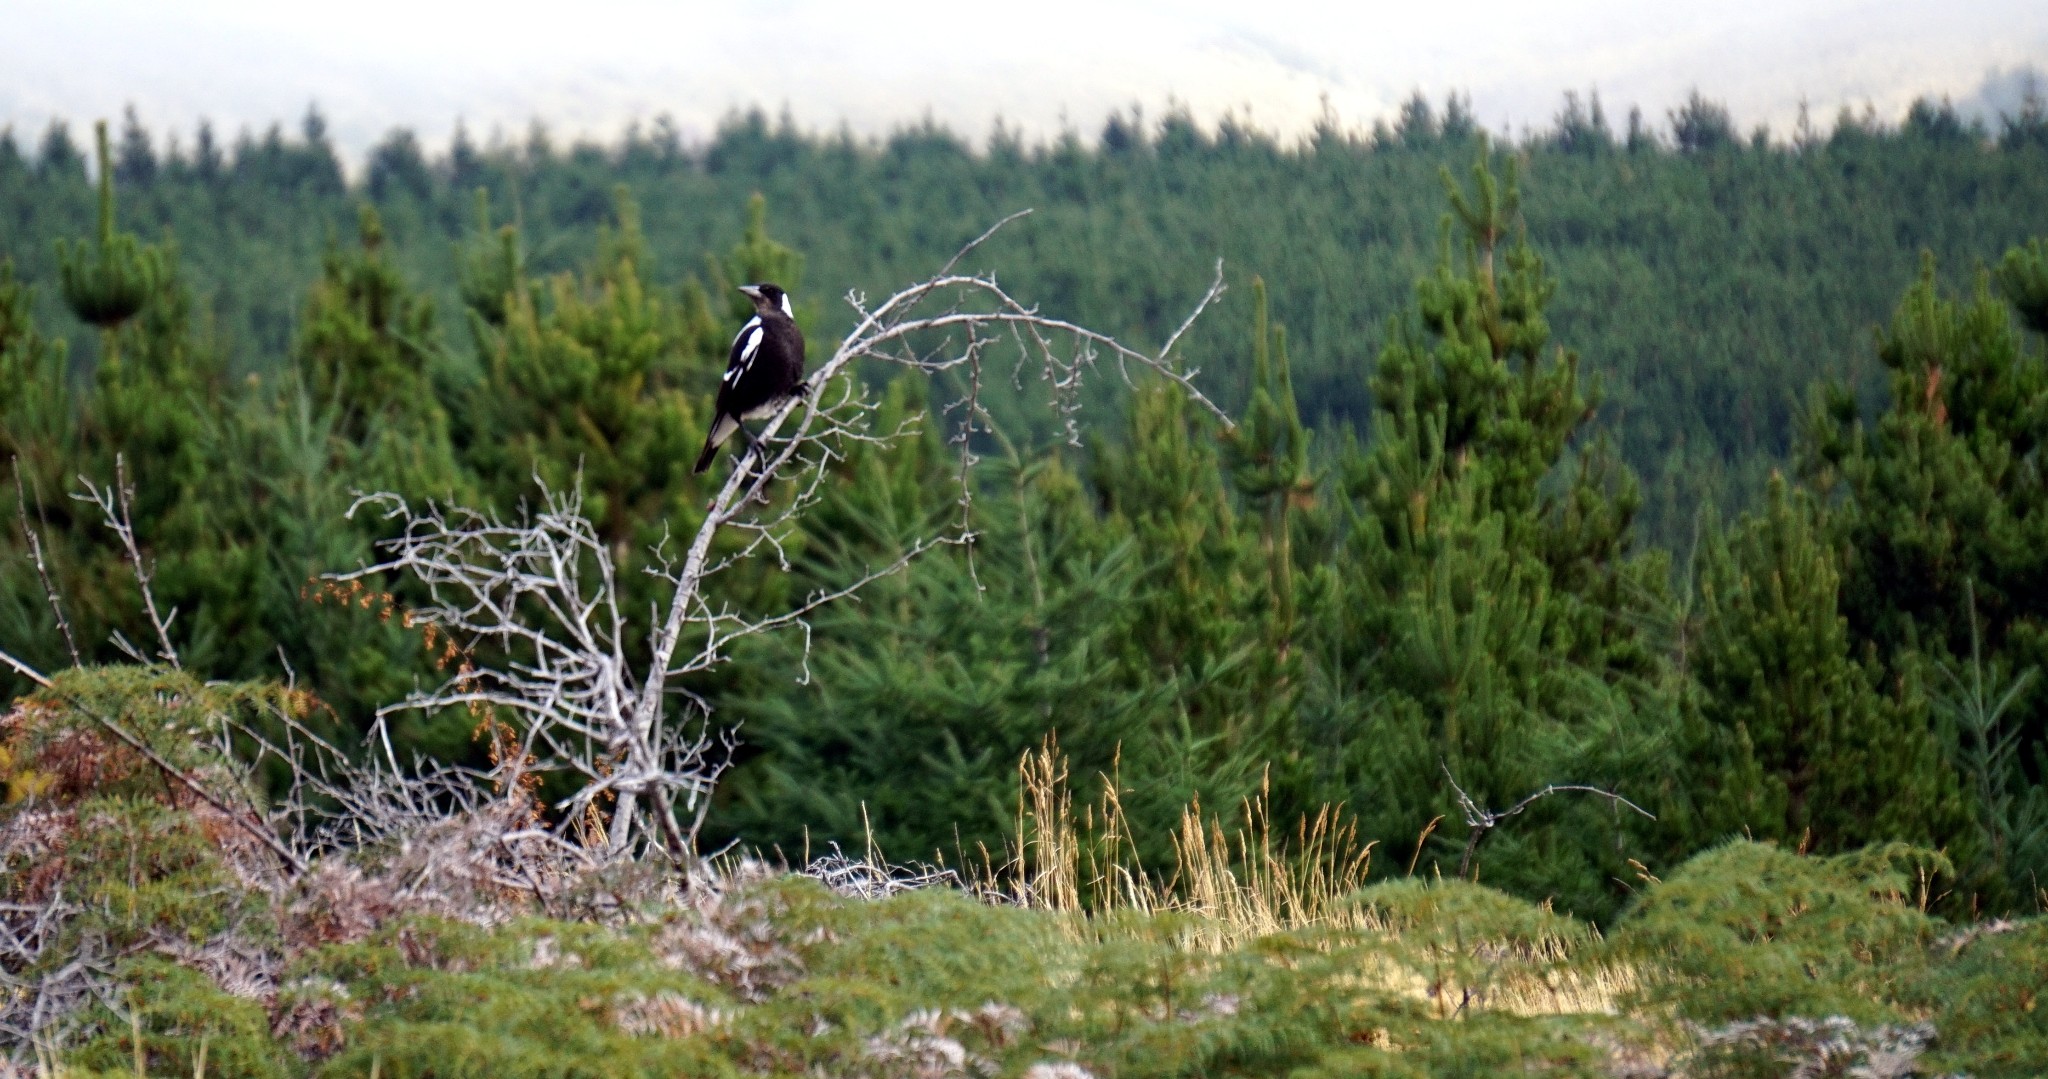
[[4, 88, 2048, 1073], [4, 92, 2046, 546]]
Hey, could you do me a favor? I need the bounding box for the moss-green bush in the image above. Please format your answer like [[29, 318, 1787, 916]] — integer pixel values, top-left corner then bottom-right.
[[1611, 839, 1946, 1022], [1, 667, 248, 805], [7, 672, 2040, 1077], [1906, 920, 2048, 1077], [70, 957, 297, 1079], [22, 850, 2044, 1078]]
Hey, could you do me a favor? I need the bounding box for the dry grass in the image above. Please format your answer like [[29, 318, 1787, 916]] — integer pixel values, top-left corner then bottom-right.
[[991, 737, 1645, 1020], [999, 738, 1380, 948]]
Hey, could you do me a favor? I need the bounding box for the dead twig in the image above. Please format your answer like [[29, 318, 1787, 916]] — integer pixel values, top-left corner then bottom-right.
[[72, 453, 180, 669], [1441, 760, 1653, 881], [11, 456, 79, 668]]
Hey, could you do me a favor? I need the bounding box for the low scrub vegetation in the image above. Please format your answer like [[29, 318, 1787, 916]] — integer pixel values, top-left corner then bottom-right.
[[4, 669, 2043, 1077]]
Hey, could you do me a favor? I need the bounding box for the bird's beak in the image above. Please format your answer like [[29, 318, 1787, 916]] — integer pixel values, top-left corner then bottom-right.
[[738, 285, 764, 302]]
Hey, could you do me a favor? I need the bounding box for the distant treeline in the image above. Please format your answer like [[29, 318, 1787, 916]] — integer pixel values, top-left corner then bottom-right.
[[4, 90, 2046, 547], [4, 94, 2048, 924]]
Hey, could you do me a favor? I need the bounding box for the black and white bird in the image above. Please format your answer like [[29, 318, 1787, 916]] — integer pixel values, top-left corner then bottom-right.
[[693, 282, 807, 475]]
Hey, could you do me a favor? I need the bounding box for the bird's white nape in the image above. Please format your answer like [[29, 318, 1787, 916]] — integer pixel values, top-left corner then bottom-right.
[[780, 292, 793, 317]]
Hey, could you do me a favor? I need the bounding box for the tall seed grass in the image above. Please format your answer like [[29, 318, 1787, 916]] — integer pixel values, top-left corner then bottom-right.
[[999, 736, 1380, 950], [987, 736, 1644, 1018]]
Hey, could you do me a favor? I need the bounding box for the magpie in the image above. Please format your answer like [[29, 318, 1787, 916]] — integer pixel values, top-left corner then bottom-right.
[[694, 283, 807, 475]]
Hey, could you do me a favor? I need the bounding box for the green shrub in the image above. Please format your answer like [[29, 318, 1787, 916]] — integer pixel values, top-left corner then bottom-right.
[[1611, 839, 1946, 1021]]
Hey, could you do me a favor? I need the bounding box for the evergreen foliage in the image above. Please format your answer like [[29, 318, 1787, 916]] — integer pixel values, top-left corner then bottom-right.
[[1612, 840, 1949, 1022], [54, 122, 164, 347], [1997, 237, 2048, 334], [6, 95, 2046, 547], [1685, 475, 1965, 853], [1301, 152, 1660, 914], [297, 207, 453, 465], [3, 98, 2048, 930], [1804, 246, 2048, 905]]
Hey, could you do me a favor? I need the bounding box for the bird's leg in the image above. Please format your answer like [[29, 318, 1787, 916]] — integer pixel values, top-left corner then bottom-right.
[[743, 390, 805, 499], [707, 425, 764, 511], [734, 425, 775, 503]]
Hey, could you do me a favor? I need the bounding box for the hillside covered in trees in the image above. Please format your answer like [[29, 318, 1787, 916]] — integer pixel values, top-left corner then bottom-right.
[[4, 87, 2048, 1072], [5, 91, 2047, 548]]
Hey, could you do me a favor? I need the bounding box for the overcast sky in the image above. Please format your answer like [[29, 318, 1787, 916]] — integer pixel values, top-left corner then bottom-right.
[[5, 0, 2044, 169]]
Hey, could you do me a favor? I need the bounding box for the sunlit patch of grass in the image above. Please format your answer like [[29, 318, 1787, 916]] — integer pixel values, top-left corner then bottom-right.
[[986, 737, 1649, 1027], [998, 738, 1381, 942]]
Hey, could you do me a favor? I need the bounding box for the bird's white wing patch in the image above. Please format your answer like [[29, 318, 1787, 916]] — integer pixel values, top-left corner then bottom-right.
[[725, 323, 764, 383], [707, 412, 739, 448]]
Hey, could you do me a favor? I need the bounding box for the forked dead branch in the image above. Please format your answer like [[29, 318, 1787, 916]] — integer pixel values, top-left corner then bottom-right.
[[334, 213, 1230, 866]]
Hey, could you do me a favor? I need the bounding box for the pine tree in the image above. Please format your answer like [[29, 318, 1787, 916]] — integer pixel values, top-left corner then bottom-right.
[[1338, 151, 1648, 668], [1219, 278, 1315, 663], [114, 106, 157, 186], [1313, 150, 1659, 913], [1995, 238, 2048, 335], [0, 129, 24, 185], [36, 126, 238, 680], [1686, 474, 1966, 853], [1091, 378, 1285, 841], [1806, 253, 2048, 709], [56, 121, 165, 369], [700, 192, 806, 342], [455, 188, 524, 329], [37, 121, 83, 178], [1670, 91, 1738, 153], [1804, 247, 2048, 900], [0, 259, 72, 483], [366, 129, 434, 204], [0, 259, 79, 687], [715, 381, 1269, 870], [295, 106, 347, 197], [296, 205, 466, 499], [461, 187, 710, 546]]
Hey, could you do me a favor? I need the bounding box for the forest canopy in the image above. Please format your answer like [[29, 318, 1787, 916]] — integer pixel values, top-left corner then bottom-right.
[[3, 89, 2048, 929]]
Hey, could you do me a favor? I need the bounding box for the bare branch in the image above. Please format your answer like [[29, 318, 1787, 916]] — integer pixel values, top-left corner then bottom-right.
[[0, 646, 53, 689], [1441, 760, 1654, 881], [72, 454, 180, 669], [801, 844, 967, 900], [1159, 259, 1229, 367], [12, 457, 79, 667], [0, 881, 111, 1058], [645, 214, 1230, 751], [328, 484, 739, 865]]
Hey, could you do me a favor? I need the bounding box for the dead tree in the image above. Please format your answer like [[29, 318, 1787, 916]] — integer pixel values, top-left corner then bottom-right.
[[335, 213, 1229, 865]]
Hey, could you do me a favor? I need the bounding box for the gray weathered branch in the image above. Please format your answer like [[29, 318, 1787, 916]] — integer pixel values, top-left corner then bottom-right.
[[334, 213, 1228, 866], [1441, 760, 1654, 880]]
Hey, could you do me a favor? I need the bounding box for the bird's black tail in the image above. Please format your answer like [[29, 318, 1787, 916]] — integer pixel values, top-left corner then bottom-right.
[[692, 436, 719, 475]]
